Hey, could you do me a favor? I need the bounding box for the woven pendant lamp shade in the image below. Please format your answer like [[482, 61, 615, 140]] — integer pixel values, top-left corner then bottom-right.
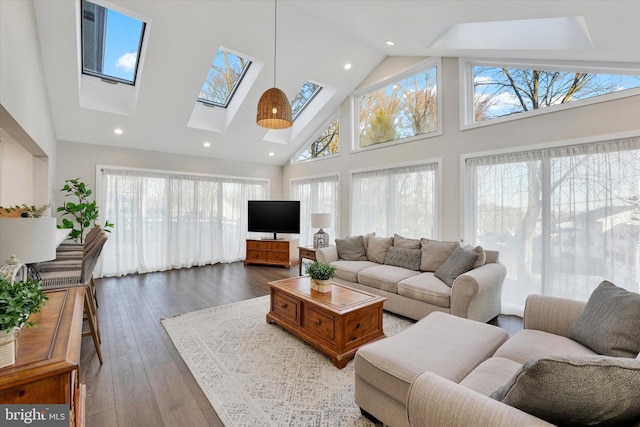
[[256, 87, 292, 129]]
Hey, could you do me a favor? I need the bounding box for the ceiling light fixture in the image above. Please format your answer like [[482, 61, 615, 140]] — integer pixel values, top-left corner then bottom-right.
[[203, 142, 211, 147], [385, 40, 396, 46], [344, 63, 352, 70], [256, 0, 292, 129], [113, 128, 123, 135]]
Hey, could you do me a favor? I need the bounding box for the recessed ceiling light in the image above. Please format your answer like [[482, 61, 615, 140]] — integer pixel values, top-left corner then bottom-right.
[[344, 63, 352, 70], [385, 40, 395, 46], [203, 142, 211, 148], [268, 152, 275, 157], [113, 128, 123, 135]]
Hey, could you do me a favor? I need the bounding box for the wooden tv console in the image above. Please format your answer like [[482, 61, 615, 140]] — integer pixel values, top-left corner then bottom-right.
[[244, 238, 299, 268]]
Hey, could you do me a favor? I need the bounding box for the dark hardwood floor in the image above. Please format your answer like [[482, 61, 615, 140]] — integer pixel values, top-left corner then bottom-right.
[[80, 262, 522, 426]]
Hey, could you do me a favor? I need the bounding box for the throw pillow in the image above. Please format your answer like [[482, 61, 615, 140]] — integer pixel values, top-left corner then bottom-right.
[[434, 246, 479, 287], [384, 246, 422, 271], [335, 235, 368, 261], [568, 280, 640, 358], [464, 245, 486, 269], [366, 236, 394, 264], [420, 239, 460, 272], [393, 234, 421, 250], [491, 354, 640, 427]]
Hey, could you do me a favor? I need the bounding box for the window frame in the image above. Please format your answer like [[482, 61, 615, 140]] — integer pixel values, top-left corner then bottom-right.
[[80, 0, 146, 86], [197, 49, 253, 108], [290, 111, 340, 164], [292, 81, 323, 122], [351, 57, 443, 152], [459, 58, 640, 130]]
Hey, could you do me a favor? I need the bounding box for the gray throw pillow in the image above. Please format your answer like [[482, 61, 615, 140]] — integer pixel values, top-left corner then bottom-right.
[[434, 246, 479, 287], [420, 239, 460, 272], [383, 246, 422, 271], [491, 354, 640, 427], [366, 236, 394, 264], [568, 280, 640, 358], [335, 235, 368, 261], [393, 234, 421, 250]]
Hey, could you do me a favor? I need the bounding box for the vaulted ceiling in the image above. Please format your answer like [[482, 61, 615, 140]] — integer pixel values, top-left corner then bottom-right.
[[32, 1, 640, 166]]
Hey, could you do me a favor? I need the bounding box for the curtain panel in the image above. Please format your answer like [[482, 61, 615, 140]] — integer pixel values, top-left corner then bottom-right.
[[291, 175, 339, 247], [351, 162, 439, 238], [465, 136, 640, 315], [95, 168, 268, 277]]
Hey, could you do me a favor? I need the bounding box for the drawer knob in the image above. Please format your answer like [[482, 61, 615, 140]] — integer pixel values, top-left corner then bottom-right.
[[355, 323, 361, 329], [314, 320, 321, 326], [351, 336, 357, 341], [282, 303, 288, 309], [18, 389, 25, 397]]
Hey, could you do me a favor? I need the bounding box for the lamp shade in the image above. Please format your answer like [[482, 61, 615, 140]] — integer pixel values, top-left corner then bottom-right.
[[311, 213, 331, 229], [0, 217, 57, 264], [256, 87, 292, 129]]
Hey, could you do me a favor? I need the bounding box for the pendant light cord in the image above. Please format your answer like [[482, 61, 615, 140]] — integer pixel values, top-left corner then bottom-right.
[[273, 0, 278, 88]]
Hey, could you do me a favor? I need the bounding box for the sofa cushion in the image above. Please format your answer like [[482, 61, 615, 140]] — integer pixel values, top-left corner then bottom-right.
[[459, 356, 522, 397], [420, 239, 459, 272], [397, 273, 451, 308], [465, 245, 486, 268], [491, 354, 640, 427], [384, 246, 422, 271], [330, 260, 378, 283], [494, 329, 597, 364], [434, 246, 479, 286], [568, 280, 640, 358], [366, 236, 394, 264], [393, 234, 421, 249], [355, 312, 509, 408], [335, 235, 368, 261], [357, 264, 421, 293]]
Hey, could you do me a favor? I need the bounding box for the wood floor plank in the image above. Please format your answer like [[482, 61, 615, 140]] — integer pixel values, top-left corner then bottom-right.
[[147, 361, 210, 427], [80, 261, 522, 427]]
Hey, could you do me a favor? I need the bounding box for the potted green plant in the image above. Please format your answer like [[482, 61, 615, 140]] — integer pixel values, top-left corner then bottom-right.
[[0, 276, 48, 368], [57, 178, 113, 243], [305, 261, 336, 293]]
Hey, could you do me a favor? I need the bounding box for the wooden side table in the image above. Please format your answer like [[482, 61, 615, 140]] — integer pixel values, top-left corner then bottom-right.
[[298, 246, 318, 275]]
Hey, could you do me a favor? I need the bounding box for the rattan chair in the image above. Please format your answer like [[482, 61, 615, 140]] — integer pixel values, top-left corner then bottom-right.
[[39, 232, 108, 365]]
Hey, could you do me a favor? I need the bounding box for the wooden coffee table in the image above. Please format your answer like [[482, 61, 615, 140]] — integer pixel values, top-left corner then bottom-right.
[[266, 276, 386, 368]]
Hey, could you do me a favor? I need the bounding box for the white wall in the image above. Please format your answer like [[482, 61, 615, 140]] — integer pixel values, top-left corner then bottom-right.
[[283, 57, 640, 241], [0, 0, 57, 207], [55, 141, 284, 215]]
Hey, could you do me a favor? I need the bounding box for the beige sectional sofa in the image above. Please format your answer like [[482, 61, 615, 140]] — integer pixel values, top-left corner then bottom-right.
[[355, 281, 640, 427], [315, 234, 506, 322]]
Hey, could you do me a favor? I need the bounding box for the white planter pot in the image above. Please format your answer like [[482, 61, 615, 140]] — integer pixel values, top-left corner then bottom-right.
[[0, 327, 19, 369], [311, 278, 333, 293]]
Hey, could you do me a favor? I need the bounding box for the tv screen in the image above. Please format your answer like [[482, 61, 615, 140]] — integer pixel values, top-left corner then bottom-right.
[[248, 200, 300, 237]]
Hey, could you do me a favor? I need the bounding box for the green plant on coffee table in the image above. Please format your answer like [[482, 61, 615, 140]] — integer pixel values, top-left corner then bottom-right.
[[0, 276, 48, 332], [57, 178, 113, 243], [305, 262, 336, 281]]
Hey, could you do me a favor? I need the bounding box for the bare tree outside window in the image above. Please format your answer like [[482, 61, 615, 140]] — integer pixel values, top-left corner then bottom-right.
[[296, 117, 339, 162], [199, 50, 251, 107]]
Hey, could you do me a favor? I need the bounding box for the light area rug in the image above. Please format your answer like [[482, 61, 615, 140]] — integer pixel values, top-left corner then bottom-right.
[[161, 295, 414, 427]]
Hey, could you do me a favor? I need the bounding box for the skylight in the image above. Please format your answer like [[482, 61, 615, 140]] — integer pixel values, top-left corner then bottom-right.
[[198, 50, 252, 108], [81, 0, 145, 85], [291, 81, 322, 121]]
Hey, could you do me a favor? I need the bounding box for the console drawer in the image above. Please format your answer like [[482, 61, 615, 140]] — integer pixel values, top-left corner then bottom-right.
[[272, 292, 299, 324]]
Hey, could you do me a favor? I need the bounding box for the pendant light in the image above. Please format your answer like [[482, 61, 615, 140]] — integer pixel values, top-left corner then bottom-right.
[[256, 0, 292, 129]]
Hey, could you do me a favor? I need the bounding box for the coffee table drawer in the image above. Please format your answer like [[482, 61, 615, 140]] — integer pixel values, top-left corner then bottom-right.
[[345, 308, 379, 342], [272, 292, 299, 323], [303, 306, 335, 341]]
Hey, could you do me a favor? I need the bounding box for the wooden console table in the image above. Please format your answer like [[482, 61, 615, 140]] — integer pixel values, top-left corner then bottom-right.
[[0, 288, 86, 427], [245, 239, 299, 268], [266, 276, 386, 368]]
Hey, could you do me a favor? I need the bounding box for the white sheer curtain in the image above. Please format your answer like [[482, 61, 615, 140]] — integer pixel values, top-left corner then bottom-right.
[[351, 162, 439, 238], [291, 175, 339, 246], [465, 136, 640, 315], [95, 168, 268, 277]]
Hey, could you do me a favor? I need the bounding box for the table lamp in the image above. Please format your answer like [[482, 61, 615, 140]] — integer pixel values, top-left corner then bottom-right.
[[0, 217, 57, 282], [311, 213, 331, 248]]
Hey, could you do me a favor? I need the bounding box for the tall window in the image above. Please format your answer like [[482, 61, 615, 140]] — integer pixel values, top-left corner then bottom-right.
[[291, 175, 339, 246], [356, 61, 439, 148], [96, 168, 268, 277], [472, 63, 640, 123], [81, 0, 145, 84], [293, 115, 339, 163], [465, 136, 640, 315], [351, 163, 439, 238]]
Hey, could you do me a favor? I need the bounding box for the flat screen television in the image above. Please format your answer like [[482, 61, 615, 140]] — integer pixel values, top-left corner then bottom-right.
[[247, 200, 300, 239]]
